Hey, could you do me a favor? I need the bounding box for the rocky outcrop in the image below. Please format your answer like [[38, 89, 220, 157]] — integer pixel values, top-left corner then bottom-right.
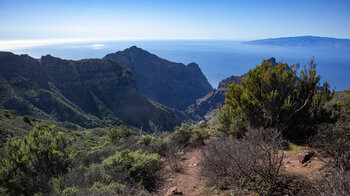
[[186, 74, 247, 120], [104, 46, 213, 110], [0, 52, 180, 131]]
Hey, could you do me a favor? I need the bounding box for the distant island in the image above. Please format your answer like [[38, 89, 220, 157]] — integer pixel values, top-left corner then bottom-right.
[[243, 36, 350, 47]]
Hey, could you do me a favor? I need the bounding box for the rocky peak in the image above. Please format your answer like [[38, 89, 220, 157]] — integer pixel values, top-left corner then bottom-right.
[[217, 74, 246, 89], [104, 47, 213, 110], [267, 57, 277, 66], [187, 62, 201, 72]]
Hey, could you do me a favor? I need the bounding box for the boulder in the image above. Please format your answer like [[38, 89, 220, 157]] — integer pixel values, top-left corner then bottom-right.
[[165, 186, 183, 196], [298, 147, 315, 163]]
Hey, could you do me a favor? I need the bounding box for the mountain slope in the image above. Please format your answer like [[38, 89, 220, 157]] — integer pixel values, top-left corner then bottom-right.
[[0, 52, 180, 131], [243, 36, 350, 47], [104, 46, 213, 110]]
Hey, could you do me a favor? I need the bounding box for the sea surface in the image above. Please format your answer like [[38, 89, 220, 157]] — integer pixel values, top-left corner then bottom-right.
[[8, 40, 350, 91]]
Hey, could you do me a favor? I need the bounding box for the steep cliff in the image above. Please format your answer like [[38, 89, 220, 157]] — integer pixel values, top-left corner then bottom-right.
[[0, 52, 180, 131], [104, 46, 213, 110]]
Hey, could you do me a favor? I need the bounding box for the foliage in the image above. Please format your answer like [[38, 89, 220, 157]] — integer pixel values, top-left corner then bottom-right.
[[104, 149, 161, 190], [0, 124, 71, 195], [223, 58, 333, 140], [108, 125, 132, 143], [312, 97, 350, 170], [312, 168, 350, 196], [170, 123, 210, 147], [137, 135, 154, 146]]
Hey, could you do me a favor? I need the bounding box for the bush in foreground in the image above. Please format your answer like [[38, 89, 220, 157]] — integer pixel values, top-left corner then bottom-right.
[[104, 149, 161, 190], [222, 58, 333, 140], [201, 128, 289, 195], [0, 124, 71, 195], [312, 97, 350, 170]]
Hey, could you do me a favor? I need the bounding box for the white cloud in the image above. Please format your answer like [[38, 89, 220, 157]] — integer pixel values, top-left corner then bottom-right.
[[92, 44, 104, 49]]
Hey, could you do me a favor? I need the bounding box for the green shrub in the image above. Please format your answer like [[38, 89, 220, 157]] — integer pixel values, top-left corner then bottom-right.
[[108, 125, 132, 143], [0, 124, 72, 195], [150, 135, 171, 156], [223, 58, 333, 140], [171, 123, 210, 147], [137, 135, 154, 146], [62, 186, 78, 196], [191, 126, 210, 145], [104, 149, 161, 189]]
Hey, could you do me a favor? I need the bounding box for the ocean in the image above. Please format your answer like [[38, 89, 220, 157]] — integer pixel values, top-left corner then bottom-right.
[[8, 40, 350, 91]]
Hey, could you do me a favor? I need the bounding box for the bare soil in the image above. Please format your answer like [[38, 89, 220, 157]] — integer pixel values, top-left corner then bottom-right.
[[155, 140, 327, 196], [156, 141, 209, 196]]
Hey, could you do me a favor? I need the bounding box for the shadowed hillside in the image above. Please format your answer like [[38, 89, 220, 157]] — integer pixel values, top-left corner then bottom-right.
[[104, 46, 213, 110], [0, 52, 180, 131]]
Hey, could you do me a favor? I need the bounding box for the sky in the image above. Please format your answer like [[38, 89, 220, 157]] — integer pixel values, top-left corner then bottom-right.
[[1, 0, 350, 47]]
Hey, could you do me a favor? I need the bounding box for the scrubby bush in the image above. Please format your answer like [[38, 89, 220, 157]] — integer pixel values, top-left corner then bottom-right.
[[0, 124, 71, 195], [312, 168, 350, 196], [170, 123, 210, 147], [104, 149, 161, 190], [312, 97, 350, 170], [137, 135, 154, 146], [108, 125, 132, 143], [202, 128, 289, 195], [0, 128, 11, 148], [223, 58, 333, 140]]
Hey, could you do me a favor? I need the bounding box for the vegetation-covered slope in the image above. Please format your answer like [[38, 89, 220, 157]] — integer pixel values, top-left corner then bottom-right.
[[0, 52, 180, 131]]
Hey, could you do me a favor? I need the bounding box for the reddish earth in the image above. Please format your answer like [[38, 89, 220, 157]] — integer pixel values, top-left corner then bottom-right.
[[283, 148, 326, 180], [156, 141, 209, 196]]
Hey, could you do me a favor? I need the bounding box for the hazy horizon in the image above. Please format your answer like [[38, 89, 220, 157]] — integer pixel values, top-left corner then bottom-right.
[[1, 0, 350, 48]]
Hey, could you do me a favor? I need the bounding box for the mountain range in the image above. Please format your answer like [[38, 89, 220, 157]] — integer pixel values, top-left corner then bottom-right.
[[0, 52, 180, 131], [244, 36, 350, 47], [0, 45, 277, 132]]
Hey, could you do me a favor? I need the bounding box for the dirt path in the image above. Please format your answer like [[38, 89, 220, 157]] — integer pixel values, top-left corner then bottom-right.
[[155, 139, 327, 196], [283, 149, 326, 180], [156, 142, 209, 196]]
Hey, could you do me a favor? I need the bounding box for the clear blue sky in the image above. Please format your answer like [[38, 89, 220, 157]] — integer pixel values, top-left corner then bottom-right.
[[1, 0, 350, 41]]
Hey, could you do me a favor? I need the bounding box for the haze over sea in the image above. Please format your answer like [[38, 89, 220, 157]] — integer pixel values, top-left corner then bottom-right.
[[8, 40, 350, 91]]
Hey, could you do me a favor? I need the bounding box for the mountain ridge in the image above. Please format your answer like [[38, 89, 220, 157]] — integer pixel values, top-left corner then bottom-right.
[[0, 51, 180, 131], [243, 36, 350, 47]]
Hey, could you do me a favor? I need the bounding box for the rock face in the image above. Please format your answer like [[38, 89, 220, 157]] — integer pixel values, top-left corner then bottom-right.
[[0, 52, 180, 131], [104, 46, 213, 110], [186, 57, 277, 121], [186, 74, 247, 120]]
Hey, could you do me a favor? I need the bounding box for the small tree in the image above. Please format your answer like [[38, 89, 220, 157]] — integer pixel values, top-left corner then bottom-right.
[[224, 58, 333, 140], [0, 124, 71, 195]]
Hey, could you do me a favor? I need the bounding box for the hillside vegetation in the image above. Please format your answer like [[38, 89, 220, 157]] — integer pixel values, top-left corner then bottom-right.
[[0, 52, 180, 132], [0, 57, 349, 195]]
